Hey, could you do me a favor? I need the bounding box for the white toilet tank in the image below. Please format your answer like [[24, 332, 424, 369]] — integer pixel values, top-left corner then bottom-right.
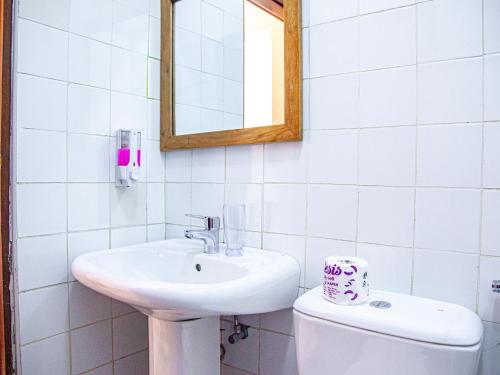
[[293, 287, 483, 375]]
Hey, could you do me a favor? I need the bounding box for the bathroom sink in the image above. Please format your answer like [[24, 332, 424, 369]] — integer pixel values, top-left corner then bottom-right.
[[72, 238, 300, 321]]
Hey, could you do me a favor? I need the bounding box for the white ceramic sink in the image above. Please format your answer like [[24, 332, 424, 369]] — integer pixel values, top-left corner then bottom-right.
[[72, 238, 300, 375], [72, 239, 300, 321]]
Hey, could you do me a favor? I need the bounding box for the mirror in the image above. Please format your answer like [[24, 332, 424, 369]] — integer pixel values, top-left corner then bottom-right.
[[160, 0, 301, 150]]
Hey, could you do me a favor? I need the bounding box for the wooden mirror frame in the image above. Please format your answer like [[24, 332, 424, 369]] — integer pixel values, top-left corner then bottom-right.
[[160, 0, 302, 151]]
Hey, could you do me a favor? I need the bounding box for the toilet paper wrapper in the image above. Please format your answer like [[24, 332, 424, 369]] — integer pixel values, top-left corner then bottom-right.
[[323, 256, 369, 305]]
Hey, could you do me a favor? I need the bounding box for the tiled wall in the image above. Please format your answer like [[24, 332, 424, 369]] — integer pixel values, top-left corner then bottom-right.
[[13, 0, 163, 373], [174, 0, 244, 135], [11, 0, 500, 375], [164, 0, 500, 374]]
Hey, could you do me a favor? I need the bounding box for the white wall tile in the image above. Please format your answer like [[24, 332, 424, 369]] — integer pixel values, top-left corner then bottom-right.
[[148, 99, 160, 140], [307, 185, 358, 241], [307, 130, 358, 184], [482, 191, 500, 257], [223, 12, 243, 50], [165, 183, 191, 225], [225, 184, 262, 232], [71, 320, 112, 374], [202, 2, 223, 41], [310, 73, 359, 130], [260, 308, 295, 337], [415, 188, 480, 252], [175, 27, 202, 70], [165, 149, 192, 182], [417, 0, 482, 62], [68, 184, 110, 231], [358, 187, 415, 247], [192, 183, 224, 219], [21, 333, 70, 375], [148, 223, 166, 241], [202, 37, 223, 76], [69, 282, 111, 329], [110, 183, 147, 227], [19, 0, 70, 29], [360, 7, 416, 70], [309, 0, 357, 25], [483, 124, 500, 188], [175, 0, 201, 34], [310, 18, 359, 77], [222, 321, 259, 374], [263, 233, 305, 287], [305, 237, 356, 288], [485, 54, 500, 122], [147, 183, 166, 224], [147, 140, 166, 182], [413, 249, 479, 310], [111, 226, 147, 247], [19, 284, 69, 344], [264, 141, 307, 183], [360, 66, 416, 127], [259, 332, 298, 375], [110, 92, 148, 135], [68, 84, 110, 135], [16, 74, 67, 132], [175, 66, 202, 107], [484, 0, 500, 54], [112, 312, 148, 359], [359, 0, 415, 14], [417, 124, 482, 188], [17, 129, 67, 183], [357, 243, 412, 293], [17, 234, 67, 292], [359, 127, 416, 186], [17, 19, 68, 80], [114, 350, 149, 375], [148, 58, 161, 99], [192, 147, 225, 183], [263, 184, 307, 236], [84, 363, 113, 375], [418, 58, 482, 124], [111, 47, 147, 96], [70, 0, 112, 43], [478, 256, 500, 323], [17, 183, 67, 237], [68, 230, 109, 281], [112, 3, 149, 54], [68, 34, 111, 89], [226, 145, 263, 183], [68, 134, 110, 182], [149, 16, 161, 59]]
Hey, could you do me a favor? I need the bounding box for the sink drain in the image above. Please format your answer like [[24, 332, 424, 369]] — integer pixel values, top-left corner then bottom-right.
[[195, 264, 201, 272]]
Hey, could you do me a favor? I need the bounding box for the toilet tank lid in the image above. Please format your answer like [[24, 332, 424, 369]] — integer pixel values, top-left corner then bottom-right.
[[294, 287, 483, 346]]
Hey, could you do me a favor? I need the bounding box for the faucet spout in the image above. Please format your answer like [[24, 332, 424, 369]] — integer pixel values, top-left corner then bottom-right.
[[183, 214, 220, 254], [184, 229, 219, 254]]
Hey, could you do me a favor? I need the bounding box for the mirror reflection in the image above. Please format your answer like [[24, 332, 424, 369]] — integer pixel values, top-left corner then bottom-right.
[[173, 0, 285, 136]]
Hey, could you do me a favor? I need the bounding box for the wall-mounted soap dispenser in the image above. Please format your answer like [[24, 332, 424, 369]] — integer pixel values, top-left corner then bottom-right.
[[116, 129, 141, 187]]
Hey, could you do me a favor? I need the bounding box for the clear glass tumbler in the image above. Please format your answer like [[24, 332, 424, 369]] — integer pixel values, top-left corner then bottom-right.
[[223, 204, 246, 257]]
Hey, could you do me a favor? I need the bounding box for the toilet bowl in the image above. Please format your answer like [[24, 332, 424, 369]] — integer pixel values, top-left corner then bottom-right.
[[293, 287, 483, 375]]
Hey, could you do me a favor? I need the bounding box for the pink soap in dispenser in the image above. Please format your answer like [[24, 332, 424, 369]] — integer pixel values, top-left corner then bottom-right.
[[116, 129, 141, 187]]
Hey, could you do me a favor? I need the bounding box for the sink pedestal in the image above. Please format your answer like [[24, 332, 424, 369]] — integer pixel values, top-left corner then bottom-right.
[[149, 316, 220, 375]]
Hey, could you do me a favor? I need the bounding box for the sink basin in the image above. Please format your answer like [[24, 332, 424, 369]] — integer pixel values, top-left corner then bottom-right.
[[72, 239, 300, 321], [72, 238, 300, 375]]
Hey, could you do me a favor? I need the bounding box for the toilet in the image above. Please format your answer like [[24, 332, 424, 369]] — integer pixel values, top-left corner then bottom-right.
[[293, 287, 483, 375]]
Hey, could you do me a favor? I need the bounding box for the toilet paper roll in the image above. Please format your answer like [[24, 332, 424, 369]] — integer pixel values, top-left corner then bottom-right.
[[323, 256, 369, 305]]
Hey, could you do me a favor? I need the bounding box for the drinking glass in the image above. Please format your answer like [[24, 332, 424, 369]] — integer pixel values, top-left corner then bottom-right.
[[223, 204, 246, 257]]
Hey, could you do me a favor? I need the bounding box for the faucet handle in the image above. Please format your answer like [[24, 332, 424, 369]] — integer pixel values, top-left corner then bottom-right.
[[185, 214, 220, 230]]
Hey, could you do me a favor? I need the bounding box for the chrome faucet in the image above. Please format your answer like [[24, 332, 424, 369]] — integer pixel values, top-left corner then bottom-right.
[[184, 214, 220, 254]]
